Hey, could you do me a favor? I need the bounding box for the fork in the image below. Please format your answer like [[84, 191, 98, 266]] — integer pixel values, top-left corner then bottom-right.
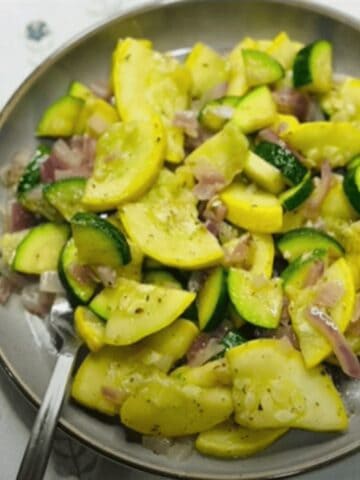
[[17, 296, 80, 480]]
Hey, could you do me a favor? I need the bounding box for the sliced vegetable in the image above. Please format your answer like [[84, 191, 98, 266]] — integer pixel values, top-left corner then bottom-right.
[[293, 40, 332, 93], [321, 176, 358, 220], [321, 77, 360, 123], [75, 97, 118, 137], [68, 81, 93, 100], [82, 117, 165, 210], [71, 212, 131, 268], [120, 374, 233, 436], [17, 145, 50, 196], [0, 229, 30, 266], [12, 223, 70, 274], [43, 177, 86, 221], [228, 268, 283, 329], [343, 164, 360, 214], [232, 86, 277, 134], [171, 358, 232, 388], [284, 122, 360, 168], [36, 96, 84, 137], [58, 238, 97, 304], [74, 306, 105, 352], [220, 182, 283, 233], [277, 227, 344, 262], [112, 37, 191, 163], [227, 339, 348, 430], [279, 172, 314, 211], [289, 258, 355, 367], [185, 121, 248, 186], [281, 248, 328, 293], [195, 420, 287, 458], [185, 42, 228, 99], [242, 49, 284, 87], [254, 141, 307, 186], [227, 43, 248, 96], [243, 151, 286, 195], [90, 277, 195, 345], [143, 270, 182, 290], [198, 96, 239, 131], [197, 267, 227, 331], [120, 170, 224, 269]]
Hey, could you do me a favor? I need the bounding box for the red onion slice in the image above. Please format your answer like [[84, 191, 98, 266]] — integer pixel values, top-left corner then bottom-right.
[[306, 306, 360, 379], [40, 271, 65, 294], [302, 160, 334, 219]]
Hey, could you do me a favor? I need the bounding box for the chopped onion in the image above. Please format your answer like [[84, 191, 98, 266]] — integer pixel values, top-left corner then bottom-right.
[[187, 334, 224, 367], [68, 263, 95, 285], [187, 271, 208, 293], [173, 110, 199, 138], [204, 82, 228, 102], [224, 233, 251, 268], [21, 284, 55, 317], [347, 294, 360, 336], [306, 306, 360, 379], [303, 260, 325, 288], [0, 276, 13, 305], [87, 114, 109, 136], [93, 266, 117, 287], [315, 281, 344, 308], [202, 198, 228, 237], [52, 139, 83, 168], [90, 80, 111, 99], [272, 88, 310, 122], [7, 201, 37, 233], [192, 164, 227, 201], [101, 386, 128, 405], [40, 271, 65, 294], [302, 160, 334, 219]]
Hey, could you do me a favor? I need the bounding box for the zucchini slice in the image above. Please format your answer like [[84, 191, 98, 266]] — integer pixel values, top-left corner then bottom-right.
[[143, 270, 182, 290], [36, 96, 84, 137], [12, 223, 70, 274], [227, 268, 283, 329], [82, 117, 165, 210], [198, 96, 240, 132], [68, 81, 93, 100], [74, 306, 105, 352], [220, 182, 283, 233], [232, 86, 277, 134], [343, 165, 360, 214], [281, 248, 328, 293], [277, 227, 345, 262], [242, 49, 284, 87], [43, 177, 86, 221], [293, 40, 332, 93], [254, 141, 308, 186], [243, 151, 286, 195], [58, 238, 97, 304], [90, 277, 195, 345], [1, 230, 30, 266], [71, 212, 131, 268], [74, 97, 118, 138], [197, 267, 227, 332], [17, 145, 50, 196], [195, 420, 287, 458], [279, 172, 314, 211], [227, 339, 348, 431]]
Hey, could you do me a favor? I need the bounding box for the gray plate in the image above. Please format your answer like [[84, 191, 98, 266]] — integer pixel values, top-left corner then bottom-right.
[[1, 1, 360, 479]]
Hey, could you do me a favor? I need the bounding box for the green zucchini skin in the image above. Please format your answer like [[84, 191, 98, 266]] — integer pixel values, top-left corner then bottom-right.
[[343, 166, 360, 214], [293, 40, 332, 91], [242, 49, 285, 86], [277, 227, 344, 262], [281, 248, 328, 290], [254, 141, 307, 185], [17, 145, 50, 196], [71, 212, 131, 267], [43, 177, 87, 221], [143, 270, 182, 290], [279, 172, 314, 211], [197, 267, 228, 332], [36, 95, 84, 138], [58, 238, 98, 305]]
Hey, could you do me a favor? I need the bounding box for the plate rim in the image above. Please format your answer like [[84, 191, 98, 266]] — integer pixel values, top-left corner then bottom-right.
[[1, 0, 360, 478]]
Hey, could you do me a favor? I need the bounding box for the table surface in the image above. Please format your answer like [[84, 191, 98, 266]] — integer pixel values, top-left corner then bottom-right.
[[1, 0, 360, 479]]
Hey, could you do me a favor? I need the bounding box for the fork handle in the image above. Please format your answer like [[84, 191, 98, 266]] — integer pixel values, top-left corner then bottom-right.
[[17, 349, 77, 480]]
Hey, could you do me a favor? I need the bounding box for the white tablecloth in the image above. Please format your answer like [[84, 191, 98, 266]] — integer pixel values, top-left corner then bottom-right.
[[0, 0, 360, 478]]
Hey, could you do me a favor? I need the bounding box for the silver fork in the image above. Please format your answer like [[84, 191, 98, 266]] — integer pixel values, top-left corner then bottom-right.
[[17, 296, 80, 480]]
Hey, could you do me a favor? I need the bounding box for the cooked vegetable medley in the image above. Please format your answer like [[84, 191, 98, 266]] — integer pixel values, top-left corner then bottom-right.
[[3, 31, 360, 460]]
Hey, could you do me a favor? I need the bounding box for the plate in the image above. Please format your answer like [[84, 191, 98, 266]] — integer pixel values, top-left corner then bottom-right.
[[1, 1, 360, 478]]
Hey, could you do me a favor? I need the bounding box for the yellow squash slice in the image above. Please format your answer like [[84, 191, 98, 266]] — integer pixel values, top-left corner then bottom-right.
[[120, 169, 224, 268], [120, 374, 233, 436], [112, 38, 191, 163], [288, 258, 355, 368], [220, 182, 283, 233], [196, 420, 287, 458], [82, 117, 165, 210], [227, 339, 348, 431]]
